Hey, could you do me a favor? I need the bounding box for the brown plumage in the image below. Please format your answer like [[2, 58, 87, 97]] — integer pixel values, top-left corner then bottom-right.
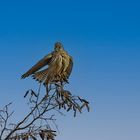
[[21, 42, 73, 85]]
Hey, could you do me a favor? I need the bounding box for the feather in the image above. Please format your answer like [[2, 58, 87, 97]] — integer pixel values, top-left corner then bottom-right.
[[33, 69, 48, 82], [65, 56, 73, 79], [21, 53, 52, 79]]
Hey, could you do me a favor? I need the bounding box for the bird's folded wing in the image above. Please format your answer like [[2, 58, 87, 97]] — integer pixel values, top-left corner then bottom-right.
[[66, 56, 73, 78], [21, 53, 52, 79]]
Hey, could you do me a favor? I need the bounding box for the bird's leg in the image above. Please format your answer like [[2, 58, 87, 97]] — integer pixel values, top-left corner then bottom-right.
[[60, 81, 64, 91]]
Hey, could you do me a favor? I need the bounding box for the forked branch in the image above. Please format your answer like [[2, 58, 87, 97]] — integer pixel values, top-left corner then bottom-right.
[[0, 83, 89, 140]]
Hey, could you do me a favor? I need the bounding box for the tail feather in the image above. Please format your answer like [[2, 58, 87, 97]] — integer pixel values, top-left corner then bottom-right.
[[33, 69, 48, 82]]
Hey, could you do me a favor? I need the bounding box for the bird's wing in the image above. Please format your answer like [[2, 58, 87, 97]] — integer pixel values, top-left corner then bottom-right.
[[21, 53, 52, 79], [66, 56, 73, 78]]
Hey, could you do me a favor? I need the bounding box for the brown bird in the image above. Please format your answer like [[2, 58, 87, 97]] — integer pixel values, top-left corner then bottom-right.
[[21, 42, 73, 86]]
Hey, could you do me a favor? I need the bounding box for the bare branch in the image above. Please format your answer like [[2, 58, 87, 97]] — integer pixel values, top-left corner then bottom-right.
[[0, 83, 89, 140]]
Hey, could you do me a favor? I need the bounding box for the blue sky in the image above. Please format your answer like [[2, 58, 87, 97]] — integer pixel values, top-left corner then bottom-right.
[[0, 0, 140, 140]]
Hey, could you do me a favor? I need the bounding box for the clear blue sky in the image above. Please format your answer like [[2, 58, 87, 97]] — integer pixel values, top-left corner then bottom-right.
[[0, 0, 140, 140]]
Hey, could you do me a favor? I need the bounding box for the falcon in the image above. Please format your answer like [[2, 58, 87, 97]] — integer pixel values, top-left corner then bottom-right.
[[21, 42, 73, 86]]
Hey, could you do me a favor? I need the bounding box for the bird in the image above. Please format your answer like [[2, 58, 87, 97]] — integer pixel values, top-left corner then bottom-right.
[[21, 42, 73, 86]]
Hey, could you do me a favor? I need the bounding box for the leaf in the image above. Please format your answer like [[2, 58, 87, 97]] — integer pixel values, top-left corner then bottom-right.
[[80, 103, 86, 110], [63, 104, 66, 110], [24, 90, 29, 98], [82, 99, 89, 104], [74, 110, 77, 117], [73, 106, 76, 112], [31, 135, 37, 140], [85, 103, 90, 112], [55, 98, 61, 106], [39, 131, 45, 140], [31, 90, 38, 97], [80, 103, 90, 112], [78, 96, 83, 102], [75, 104, 82, 113], [67, 105, 72, 112]]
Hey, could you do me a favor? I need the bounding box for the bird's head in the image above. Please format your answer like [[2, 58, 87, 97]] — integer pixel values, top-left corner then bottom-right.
[[54, 42, 64, 52]]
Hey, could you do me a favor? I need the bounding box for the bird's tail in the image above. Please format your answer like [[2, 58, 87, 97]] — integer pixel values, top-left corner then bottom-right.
[[32, 69, 48, 83]]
